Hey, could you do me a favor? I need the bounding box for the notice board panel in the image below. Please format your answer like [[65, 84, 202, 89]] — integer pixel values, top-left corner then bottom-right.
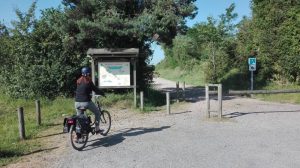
[[98, 62, 130, 87]]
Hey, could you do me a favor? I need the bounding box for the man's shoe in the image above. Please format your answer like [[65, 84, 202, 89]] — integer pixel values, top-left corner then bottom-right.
[[95, 129, 104, 134], [75, 138, 84, 144]]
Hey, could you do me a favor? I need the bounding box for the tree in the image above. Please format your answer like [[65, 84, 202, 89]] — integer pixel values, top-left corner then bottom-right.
[[237, 0, 300, 84], [61, 0, 197, 88], [0, 2, 39, 98], [0, 3, 78, 98], [163, 3, 238, 83], [0, 1, 197, 98], [0, 22, 10, 87]]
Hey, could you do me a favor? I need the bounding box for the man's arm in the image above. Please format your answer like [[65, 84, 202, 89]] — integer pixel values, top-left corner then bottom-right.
[[91, 82, 105, 96]]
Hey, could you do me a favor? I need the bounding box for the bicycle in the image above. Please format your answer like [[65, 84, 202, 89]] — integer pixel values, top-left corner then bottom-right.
[[69, 95, 111, 151]]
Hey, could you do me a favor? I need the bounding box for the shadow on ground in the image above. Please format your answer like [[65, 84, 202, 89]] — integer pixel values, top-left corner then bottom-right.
[[35, 132, 64, 139], [155, 85, 240, 103], [0, 147, 59, 158], [170, 111, 192, 115], [223, 110, 300, 118], [155, 86, 205, 103], [84, 126, 171, 151]]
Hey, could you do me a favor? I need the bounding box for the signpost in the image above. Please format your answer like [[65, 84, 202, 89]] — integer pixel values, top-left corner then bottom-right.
[[248, 57, 256, 90], [87, 48, 139, 107]]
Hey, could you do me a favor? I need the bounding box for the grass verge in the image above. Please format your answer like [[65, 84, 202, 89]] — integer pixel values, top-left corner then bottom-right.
[[0, 95, 74, 167], [156, 64, 300, 105], [254, 83, 300, 104], [0, 90, 164, 166], [155, 64, 205, 87], [138, 87, 166, 112]]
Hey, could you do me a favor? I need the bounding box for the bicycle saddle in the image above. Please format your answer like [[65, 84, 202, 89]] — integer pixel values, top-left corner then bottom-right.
[[77, 107, 87, 111]]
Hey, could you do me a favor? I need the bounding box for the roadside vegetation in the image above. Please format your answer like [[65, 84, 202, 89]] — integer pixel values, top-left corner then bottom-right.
[[156, 64, 300, 104], [157, 0, 300, 102], [0, 89, 165, 166], [254, 84, 300, 104], [156, 62, 206, 87], [0, 94, 74, 166]]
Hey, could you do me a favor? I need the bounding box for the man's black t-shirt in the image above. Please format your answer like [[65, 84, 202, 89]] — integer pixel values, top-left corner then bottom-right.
[[75, 76, 104, 102]]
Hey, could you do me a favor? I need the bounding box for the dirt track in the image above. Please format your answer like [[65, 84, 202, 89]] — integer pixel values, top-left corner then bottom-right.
[[5, 78, 300, 168]]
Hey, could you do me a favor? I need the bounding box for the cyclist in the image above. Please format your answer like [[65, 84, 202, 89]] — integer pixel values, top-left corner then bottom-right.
[[75, 67, 105, 134]]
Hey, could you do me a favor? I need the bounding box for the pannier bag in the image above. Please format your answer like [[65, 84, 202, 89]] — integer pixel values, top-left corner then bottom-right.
[[76, 115, 92, 133], [63, 116, 76, 133], [63, 115, 91, 133]]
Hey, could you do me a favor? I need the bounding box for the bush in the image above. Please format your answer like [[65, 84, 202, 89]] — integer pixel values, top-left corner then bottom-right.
[[220, 68, 248, 91]]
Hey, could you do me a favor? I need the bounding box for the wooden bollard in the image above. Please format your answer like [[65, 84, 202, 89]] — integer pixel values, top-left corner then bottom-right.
[[35, 100, 41, 126], [176, 81, 179, 103], [205, 84, 222, 118], [134, 88, 137, 108], [166, 92, 170, 114], [183, 82, 186, 101], [205, 85, 210, 118], [218, 84, 222, 118], [140, 91, 144, 110], [18, 107, 25, 140]]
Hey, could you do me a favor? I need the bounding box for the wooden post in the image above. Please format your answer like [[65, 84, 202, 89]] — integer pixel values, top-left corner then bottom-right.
[[91, 57, 95, 84], [91, 57, 96, 101], [218, 84, 222, 118], [205, 85, 210, 118], [140, 91, 144, 110], [183, 82, 186, 101], [228, 89, 300, 95], [134, 60, 137, 108], [18, 107, 25, 140], [176, 81, 179, 103], [35, 100, 41, 126], [166, 92, 170, 114]]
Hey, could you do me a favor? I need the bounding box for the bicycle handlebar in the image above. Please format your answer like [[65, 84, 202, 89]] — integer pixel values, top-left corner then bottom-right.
[[93, 94, 105, 98]]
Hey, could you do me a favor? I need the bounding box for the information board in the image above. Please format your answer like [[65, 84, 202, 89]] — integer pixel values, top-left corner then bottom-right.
[[98, 62, 130, 87]]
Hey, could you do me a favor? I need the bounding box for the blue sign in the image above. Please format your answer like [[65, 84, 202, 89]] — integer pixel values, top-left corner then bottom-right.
[[248, 58, 256, 65], [248, 58, 256, 71]]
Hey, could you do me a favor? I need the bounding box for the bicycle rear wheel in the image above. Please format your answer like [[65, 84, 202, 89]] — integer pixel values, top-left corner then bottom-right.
[[100, 110, 111, 136], [70, 125, 88, 151]]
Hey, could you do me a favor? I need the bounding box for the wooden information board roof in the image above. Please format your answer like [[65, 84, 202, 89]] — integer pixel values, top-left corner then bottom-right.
[[87, 48, 139, 58]]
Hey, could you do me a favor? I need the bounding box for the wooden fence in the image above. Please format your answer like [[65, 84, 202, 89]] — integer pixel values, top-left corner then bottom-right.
[[17, 100, 41, 140]]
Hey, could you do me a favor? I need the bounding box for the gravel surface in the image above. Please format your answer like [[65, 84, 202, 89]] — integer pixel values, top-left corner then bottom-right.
[[5, 78, 300, 168]]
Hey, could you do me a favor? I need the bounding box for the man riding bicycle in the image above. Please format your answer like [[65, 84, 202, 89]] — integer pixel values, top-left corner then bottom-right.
[[75, 67, 105, 134]]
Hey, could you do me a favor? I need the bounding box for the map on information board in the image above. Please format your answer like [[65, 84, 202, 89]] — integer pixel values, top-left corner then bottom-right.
[[98, 62, 130, 87]]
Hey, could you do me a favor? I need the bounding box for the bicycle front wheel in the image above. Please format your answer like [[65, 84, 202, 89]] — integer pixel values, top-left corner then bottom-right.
[[70, 125, 88, 151], [100, 110, 111, 136]]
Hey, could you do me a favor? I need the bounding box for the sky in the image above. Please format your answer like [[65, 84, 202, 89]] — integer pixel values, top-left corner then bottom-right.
[[0, 0, 251, 65]]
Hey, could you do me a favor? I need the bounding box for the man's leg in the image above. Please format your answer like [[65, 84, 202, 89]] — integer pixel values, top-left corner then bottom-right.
[[87, 101, 102, 133]]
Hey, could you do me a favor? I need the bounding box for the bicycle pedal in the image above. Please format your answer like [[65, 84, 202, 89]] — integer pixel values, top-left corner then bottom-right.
[[95, 129, 104, 134]]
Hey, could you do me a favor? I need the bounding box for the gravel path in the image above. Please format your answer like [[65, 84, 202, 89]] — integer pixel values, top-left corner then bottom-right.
[[6, 78, 300, 168]]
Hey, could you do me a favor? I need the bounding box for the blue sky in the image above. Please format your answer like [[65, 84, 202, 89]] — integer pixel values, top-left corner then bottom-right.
[[0, 0, 251, 65]]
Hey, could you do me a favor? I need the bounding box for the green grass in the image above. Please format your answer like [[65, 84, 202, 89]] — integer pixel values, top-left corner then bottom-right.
[[0, 95, 75, 166], [255, 83, 300, 104], [139, 87, 166, 112], [155, 64, 205, 87], [0, 90, 165, 166], [156, 65, 300, 105]]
